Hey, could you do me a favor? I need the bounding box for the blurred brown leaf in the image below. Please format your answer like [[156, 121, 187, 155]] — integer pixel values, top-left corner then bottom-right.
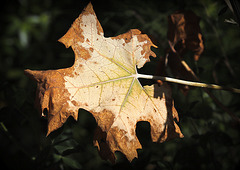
[[156, 10, 204, 94], [167, 10, 204, 61]]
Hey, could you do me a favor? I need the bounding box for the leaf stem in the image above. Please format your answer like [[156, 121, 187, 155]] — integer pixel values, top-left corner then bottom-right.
[[137, 74, 240, 94]]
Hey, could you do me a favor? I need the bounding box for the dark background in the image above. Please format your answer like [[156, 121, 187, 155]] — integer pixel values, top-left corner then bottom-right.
[[1, 0, 240, 169]]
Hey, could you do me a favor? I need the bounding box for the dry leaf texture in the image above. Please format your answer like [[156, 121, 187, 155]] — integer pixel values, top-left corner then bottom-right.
[[25, 3, 183, 162], [168, 10, 204, 61], [156, 10, 205, 94]]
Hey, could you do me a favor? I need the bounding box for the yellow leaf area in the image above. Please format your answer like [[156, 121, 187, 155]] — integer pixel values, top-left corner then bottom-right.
[[24, 3, 183, 163]]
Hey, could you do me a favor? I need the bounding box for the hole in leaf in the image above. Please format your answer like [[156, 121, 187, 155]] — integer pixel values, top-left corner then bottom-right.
[[136, 121, 151, 147], [43, 108, 48, 117], [77, 109, 97, 130]]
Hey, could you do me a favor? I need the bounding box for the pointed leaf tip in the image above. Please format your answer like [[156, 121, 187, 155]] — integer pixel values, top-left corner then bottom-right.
[[58, 2, 96, 48], [24, 69, 43, 82]]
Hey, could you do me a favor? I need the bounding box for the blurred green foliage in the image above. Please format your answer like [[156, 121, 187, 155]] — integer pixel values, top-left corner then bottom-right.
[[1, 0, 240, 169]]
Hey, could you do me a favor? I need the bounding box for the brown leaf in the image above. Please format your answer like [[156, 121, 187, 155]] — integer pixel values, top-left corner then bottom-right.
[[167, 10, 204, 61], [25, 3, 183, 163], [156, 10, 204, 94]]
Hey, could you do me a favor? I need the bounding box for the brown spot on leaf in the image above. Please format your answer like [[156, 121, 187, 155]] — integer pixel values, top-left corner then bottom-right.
[[131, 129, 135, 136], [89, 47, 94, 52], [78, 47, 91, 60], [71, 100, 78, 106]]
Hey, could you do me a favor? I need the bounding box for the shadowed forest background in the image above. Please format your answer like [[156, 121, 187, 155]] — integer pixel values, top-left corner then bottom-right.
[[1, 0, 240, 169]]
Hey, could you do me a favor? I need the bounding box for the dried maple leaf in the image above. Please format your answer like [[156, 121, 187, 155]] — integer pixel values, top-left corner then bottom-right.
[[24, 3, 183, 163]]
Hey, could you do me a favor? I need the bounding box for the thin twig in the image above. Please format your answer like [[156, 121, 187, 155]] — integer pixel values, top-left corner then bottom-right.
[[137, 74, 240, 93], [182, 61, 240, 123], [138, 73, 240, 123]]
